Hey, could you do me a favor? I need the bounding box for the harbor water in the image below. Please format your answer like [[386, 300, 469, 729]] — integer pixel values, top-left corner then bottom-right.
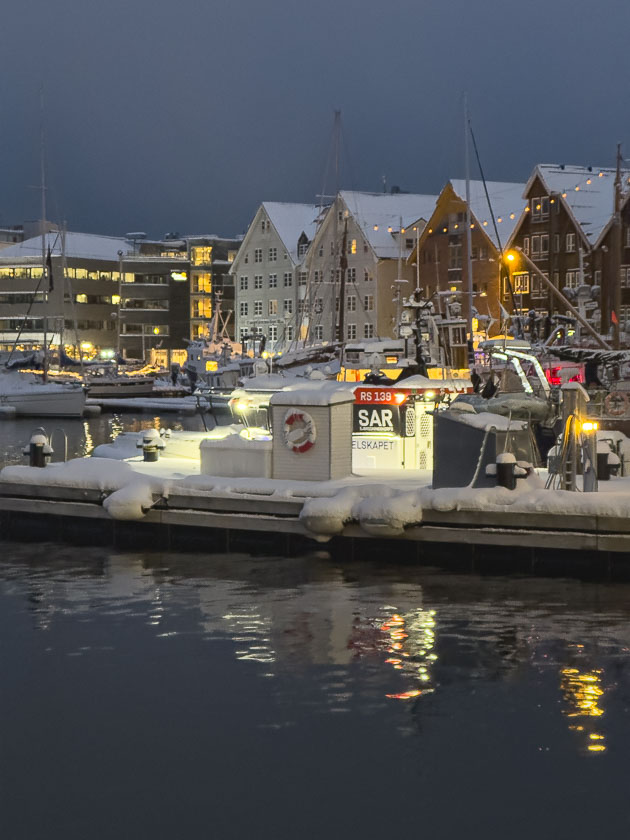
[[2, 542, 630, 838], [1, 414, 630, 837]]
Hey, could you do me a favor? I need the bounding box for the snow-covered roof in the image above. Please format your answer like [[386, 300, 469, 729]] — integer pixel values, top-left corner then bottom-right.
[[263, 202, 320, 264], [340, 191, 438, 259], [527, 164, 630, 246], [0, 231, 135, 263], [270, 381, 356, 406], [449, 180, 525, 251]]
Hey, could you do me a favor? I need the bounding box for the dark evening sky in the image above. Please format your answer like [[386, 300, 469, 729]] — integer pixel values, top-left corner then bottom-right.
[[2, 0, 629, 239]]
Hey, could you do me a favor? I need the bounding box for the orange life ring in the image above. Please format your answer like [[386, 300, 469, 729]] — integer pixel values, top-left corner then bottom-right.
[[604, 391, 629, 417], [283, 409, 317, 453]]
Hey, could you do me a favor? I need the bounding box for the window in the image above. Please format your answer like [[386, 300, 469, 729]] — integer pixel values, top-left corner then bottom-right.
[[364, 268, 372, 282], [553, 271, 560, 287], [523, 237, 530, 256], [269, 274, 277, 288], [594, 269, 602, 286], [269, 325, 278, 341], [364, 294, 374, 311], [315, 297, 323, 313], [554, 234, 560, 253], [566, 233, 576, 253], [269, 299, 278, 315], [254, 275, 263, 289], [330, 241, 335, 256], [254, 248, 262, 263], [244, 253, 249, 264], [620, 305, 630, 326], [261, 218, 267, 233], [314, 270, 322, 284], [239, 328, 248, 341], [531, 195, 550, 221], [314, 325, 323, 340], [513, 273, 530, 294], [347, 267, 356, 283], [448, 242, 462, 269], [239, 302, 248, 316], [254, 300, 263, 316], [531, 235, 540, 257], [298, 242, 308, 258], [318, 244, 324, 257], [298, 301, 309, 315], [286, 325, 294, 340], [540, 235, 549, 255], [531, 274, 546, 298], [348, 239, 357, 255], [268, 247, 277, 262], [479, 246, 488, 260], [284, 299, 293, 314], [298, 272, 307, 286], [364, 323, 374, 338], [620, 267, 630, 288], [284, 273, 293, 287], [625, 227, 630, 248], [565, 270, 579, 289], [405, 238, 414, 249], [347, 323, 357, 340], [347, 295, 356, 312]]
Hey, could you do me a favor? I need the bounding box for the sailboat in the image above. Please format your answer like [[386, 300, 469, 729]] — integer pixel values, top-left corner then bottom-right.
[[0, 104, 87, 418]]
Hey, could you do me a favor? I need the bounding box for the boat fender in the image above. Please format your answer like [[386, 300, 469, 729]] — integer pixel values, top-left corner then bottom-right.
[[604, 391, 628, 417], [284, 409, 316, 454]]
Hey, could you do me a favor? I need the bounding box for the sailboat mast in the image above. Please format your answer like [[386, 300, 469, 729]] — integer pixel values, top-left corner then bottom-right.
[[40, 88, 49, 383], [464, 94, 474, 342]]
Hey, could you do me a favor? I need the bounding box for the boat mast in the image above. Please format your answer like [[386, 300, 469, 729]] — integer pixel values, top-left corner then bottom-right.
[[40, 87, 49, 383], [464, 93, 474, 342]]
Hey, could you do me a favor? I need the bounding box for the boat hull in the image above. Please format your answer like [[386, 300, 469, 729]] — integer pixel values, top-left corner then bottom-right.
[[0, 388, 86, 417]]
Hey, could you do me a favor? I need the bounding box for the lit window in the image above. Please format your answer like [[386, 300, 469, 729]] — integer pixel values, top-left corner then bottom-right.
[[269, 299, 278, 315]]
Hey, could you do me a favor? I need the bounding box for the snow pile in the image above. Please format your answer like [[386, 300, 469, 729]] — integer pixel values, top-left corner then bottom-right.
[[299, 485, 423, 538], [102, 480, 157, 520]]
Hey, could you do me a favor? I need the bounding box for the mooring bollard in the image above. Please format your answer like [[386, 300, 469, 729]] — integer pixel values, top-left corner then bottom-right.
[[136, 428, 165, 462], [22, 428, 53, 468], [496, 452, 517, 490]]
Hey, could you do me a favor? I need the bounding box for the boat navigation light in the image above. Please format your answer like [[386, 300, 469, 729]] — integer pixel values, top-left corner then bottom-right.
[[582, 421, 598, 432]]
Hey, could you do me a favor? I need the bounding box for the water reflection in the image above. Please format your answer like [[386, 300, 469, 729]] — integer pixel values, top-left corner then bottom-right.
[[0, 411, 206, 466], [3, 543, 630, 753]]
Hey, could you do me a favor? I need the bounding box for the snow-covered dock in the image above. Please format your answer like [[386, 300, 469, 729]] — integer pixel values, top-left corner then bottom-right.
[[2, 454, 630, 560], [86, 396, 206, 415]]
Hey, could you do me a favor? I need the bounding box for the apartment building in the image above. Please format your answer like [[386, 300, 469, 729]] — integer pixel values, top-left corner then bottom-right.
[[231, 202, 319, 348]]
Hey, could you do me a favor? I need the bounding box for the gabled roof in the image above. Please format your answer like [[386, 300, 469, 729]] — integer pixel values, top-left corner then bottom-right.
[[0, 231, 134, 262], [340, 191, 438, 259], [262, 202, 320, 264], [525, 164, 630, 247], [449, 179, 525, 250]]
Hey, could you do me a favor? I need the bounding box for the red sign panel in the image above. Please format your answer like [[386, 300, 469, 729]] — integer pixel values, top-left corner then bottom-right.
[[354, 388, 410, 405]]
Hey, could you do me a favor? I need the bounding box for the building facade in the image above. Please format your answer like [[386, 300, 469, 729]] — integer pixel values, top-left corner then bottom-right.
[[0, 231, 192, 361], [505, 164, 630, 339], [302, 191, 438, 343], [231, 202, 320, 348], [409, 180, 524, 334]]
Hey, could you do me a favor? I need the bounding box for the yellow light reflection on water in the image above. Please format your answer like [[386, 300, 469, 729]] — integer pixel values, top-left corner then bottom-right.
[[560, 666, 607, 753]]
